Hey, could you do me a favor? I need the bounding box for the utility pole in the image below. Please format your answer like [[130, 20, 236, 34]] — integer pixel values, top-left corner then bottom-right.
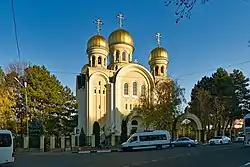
[[14, 77, 29, 136]]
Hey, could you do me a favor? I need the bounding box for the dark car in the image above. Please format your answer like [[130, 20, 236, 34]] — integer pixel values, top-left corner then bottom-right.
[[171, 137, 196, 147]]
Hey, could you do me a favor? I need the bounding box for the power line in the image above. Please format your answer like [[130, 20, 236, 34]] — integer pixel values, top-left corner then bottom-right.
[[11, 0, 21, 61], [175, 60, 250, 80]]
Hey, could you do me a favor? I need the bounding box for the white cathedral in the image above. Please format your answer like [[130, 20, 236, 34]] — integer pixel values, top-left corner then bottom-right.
[[76, 14, 170, 137]]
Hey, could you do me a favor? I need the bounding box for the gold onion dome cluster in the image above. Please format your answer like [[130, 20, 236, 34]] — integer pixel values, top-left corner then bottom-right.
[[87, 35, 109, 50], [108, 29, 134, 47], [149, 47, 168, 63]]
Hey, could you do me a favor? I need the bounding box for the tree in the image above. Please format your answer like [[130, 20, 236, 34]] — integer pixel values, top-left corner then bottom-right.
[[93, 121, 100, 147], [189, 67, 250, 136], [0, 67, 4, 84], [5, 60, 29, 75], [136, 79, 185, 131], [0, 70, 17, 131], [120, 119, 128, 143], [79, 127, 86, 146], [22, 65, 76, 136], [165, 0, 209, 23]]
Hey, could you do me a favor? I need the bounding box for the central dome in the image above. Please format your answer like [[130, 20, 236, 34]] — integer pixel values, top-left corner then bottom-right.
[[108, 29, 134, 47]]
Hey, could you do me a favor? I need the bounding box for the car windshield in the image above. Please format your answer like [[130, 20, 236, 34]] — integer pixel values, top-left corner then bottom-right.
[[213, 136, 222, 139]]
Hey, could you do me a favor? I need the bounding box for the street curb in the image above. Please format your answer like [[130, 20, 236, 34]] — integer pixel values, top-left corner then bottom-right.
[[73, 149, 121, 154]]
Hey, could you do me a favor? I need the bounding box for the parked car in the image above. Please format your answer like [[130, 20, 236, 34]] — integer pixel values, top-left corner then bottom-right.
[[209, 136, 231, 145], [236, 132, 244, 142], [171, 137, 197, 148]]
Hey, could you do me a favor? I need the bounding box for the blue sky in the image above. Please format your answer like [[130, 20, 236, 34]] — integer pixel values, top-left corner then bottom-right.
[[0, 0, 250, 102]]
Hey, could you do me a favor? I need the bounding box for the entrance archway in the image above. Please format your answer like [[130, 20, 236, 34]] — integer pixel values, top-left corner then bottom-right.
[[126, 112, 144, 135], [175, 113, 202, 142]]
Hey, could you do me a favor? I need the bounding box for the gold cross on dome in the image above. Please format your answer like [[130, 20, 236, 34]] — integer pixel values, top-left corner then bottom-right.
[[117, 13, 124, 28], [94, 18, 103, 35], [156, 32, 162, 47]]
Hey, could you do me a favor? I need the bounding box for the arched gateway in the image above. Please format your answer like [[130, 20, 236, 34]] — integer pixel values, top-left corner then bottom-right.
[[175, 113, 202, 142], [125, 112, 145, 135]]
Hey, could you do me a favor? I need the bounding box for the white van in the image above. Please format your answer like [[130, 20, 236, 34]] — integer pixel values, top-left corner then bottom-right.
[[0, 130, 15, 165], [121, 130, 171, 151]]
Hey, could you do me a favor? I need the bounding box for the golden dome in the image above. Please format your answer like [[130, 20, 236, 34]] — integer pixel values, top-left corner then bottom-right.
[[87, 35, 109, 49], [149, 47, 168, 62], [108, 29, 134, 47], [81, 64, 89, 74]]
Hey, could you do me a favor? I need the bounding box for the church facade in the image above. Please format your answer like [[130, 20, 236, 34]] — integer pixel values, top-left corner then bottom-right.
[[76, 14, 169, 137]]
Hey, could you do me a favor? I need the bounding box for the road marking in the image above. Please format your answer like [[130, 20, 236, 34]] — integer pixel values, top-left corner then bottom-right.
[[151, 159, 158, 162], [142, 161, 149, 163]]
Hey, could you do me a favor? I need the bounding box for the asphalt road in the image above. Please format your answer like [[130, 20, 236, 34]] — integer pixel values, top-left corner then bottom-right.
[[5, 143, 250, 167]]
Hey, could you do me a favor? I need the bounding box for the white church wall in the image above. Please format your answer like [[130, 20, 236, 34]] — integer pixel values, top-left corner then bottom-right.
[[88, 72, 109, 136], [114, 64, 154, 134]]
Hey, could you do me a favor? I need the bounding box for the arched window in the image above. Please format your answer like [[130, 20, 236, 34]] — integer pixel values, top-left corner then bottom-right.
[[155, 66, 159, 75], [104, 58, 106, 66], [131, 120, 138, 126], [124, 83, 128, 95], [122, 52, 126, 61], [92, 56, 96, 66], [133, 82, 137, 96], [141, 85, 146, 96], [161, 66, 164, 73], [116, 51, 120, 61], [98, 57, 101, 64]]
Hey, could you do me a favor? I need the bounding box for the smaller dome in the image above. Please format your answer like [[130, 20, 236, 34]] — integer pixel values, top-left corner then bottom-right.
[[108, 29, 134, 47], [87, 35, 109, 49], [81, 64, 89, 74], [149, 47, 168, 62]]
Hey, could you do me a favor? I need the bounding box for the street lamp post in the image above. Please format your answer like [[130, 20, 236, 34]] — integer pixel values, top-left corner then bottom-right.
[[14, 77, 29, 136]]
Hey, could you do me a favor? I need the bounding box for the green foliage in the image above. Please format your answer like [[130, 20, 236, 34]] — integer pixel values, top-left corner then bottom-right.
[[23, 65, 77, 136], [120, 120, 128, 143], [93, 121, 100, 146], [189, 68, 250, 134], [0, 68, 17, 131], [79, 127, 86, 146], [0, 67, 4, 84], [136, 79, 185, 131]]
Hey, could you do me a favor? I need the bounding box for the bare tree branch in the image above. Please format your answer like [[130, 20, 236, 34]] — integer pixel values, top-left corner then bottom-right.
[[164, 0, 209, 23], [5, 61, 29, 75]]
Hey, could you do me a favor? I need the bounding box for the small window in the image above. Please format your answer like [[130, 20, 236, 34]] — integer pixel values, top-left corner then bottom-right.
[[122, 52, 126, 61], [133, 82, 137, 96], [116, 51, 120, 61], [99, 81, 101, 85], [139, 136, 150, 142], [130, 104, 132, 110], [125, 104, 128, 109], [98, 90, 101, 94], [124, 83, 128, 95], [0, 134, 11, 147], [141, 85, 146, 96], [98, 57, 101, 64], [161, 66, 164, 73], [131, 120, 138, 125], [104, 58, 106, 66], [92, 56, 96, 66], [155, 66, 159, 75], [129, 136, 138, 143], [103, 90, 105, 94], [115, 65, 118, 70], [94, 89, 97, 93], [98, 105, 101, 109]]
